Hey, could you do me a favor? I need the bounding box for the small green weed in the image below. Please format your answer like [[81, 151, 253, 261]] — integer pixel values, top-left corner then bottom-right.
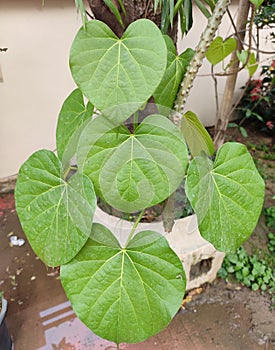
[[262, 153, 275, 161], [218, 246, 275, 307], [264, 206, 275, 230], [268, 232, 275, 253]]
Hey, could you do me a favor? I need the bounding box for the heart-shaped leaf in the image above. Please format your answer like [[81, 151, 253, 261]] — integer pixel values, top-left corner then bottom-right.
[[185, 142, 265, 252], [236, 50, 258, 77], [236, 49, 248, 64], [77, 114, 188, 212], [70, 19, 167, 123], [181, 111, 214, 156], [61, 223, 186, 344], [206, 36, 236, 65], [154, 35, 194, 112], [56, 89, 94, 165], [15, 150, 96, 266]]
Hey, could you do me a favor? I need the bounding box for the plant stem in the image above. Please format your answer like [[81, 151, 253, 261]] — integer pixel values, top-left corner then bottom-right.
[[174, 0, 230, 114], [125, 209, 145, 247], [63, 166, 78, 180]]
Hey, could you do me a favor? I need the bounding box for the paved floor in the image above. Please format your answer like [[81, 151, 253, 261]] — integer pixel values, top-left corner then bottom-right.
[[0, 194, 273, 350]]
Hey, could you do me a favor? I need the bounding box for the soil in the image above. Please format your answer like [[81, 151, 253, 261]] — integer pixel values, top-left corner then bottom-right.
[[0, 126, 274, 350]]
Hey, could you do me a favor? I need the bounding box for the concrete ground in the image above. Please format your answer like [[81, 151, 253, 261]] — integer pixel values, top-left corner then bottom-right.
[[0, 193, 274, 350]]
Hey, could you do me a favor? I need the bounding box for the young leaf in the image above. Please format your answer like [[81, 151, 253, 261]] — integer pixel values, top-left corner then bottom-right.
[[15, 150, 96, 266], [181, 111, 214, 156], [154, 35, 194, 111], [70, 19, 167, 123], [206, 36, 237, 65], [56, 89, 94, 166], [186, 142, 265, 252], [236, 49, 247, 64], [61, 224, 186, 344], [77, 114, 188, 213], [237, 51, 258, 76], [247, 52, 258, 77]]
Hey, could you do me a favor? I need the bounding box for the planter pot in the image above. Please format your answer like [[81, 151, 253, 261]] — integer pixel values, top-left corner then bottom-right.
[[0, 296, 12, 350], [94, 206, 225, 291]]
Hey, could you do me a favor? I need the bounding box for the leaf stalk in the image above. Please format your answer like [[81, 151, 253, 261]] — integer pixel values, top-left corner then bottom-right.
[[125, 209, 145, 247]]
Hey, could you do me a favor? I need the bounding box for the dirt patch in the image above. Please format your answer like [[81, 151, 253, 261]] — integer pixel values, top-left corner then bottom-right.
[[183, 280, 275, 347]]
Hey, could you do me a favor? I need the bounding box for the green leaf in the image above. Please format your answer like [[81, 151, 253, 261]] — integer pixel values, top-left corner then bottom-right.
[[77, 114, 188, 212], [181, 111, 214, 156], [75, 0, 88, 30], [184, 0, 193, 32], [237, 51, 258, 76], [117, 0, 126, 16], [56, 89, 94, 165], [185, 142, 265, 252], [252, 283, 259, 291], [170, 0, 175, 26], [249, 0, 264, 8], [194, 0, 211, 18], [154, 0, 160, 12], [247, 52, 258, 77], [70, 19, 167, 123], [236, 50, 247, 65], [239, 126, 248, 138], [102, 0, 124, 28], [154, 36, 194, 112], [203, 0, 216, 11], [61, 224, 186, 344], [15, 150, 96, 266], [206, 36, 237, 65], [179, 6, 187, 34], [228, 122, 238, 128]]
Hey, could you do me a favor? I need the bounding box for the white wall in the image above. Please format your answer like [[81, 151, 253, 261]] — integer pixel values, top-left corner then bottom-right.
[[0, 1, 273, 178], [0, 0, 82, 178]]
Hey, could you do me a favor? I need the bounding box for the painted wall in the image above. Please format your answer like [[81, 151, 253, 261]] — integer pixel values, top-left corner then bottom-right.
[[0, 1, 82, 178], [0, 1, 273, 178]]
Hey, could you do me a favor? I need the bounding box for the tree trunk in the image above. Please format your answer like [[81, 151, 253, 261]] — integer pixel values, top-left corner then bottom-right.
[[87, 0, 178, 43], [214, 0, 250, 149]]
